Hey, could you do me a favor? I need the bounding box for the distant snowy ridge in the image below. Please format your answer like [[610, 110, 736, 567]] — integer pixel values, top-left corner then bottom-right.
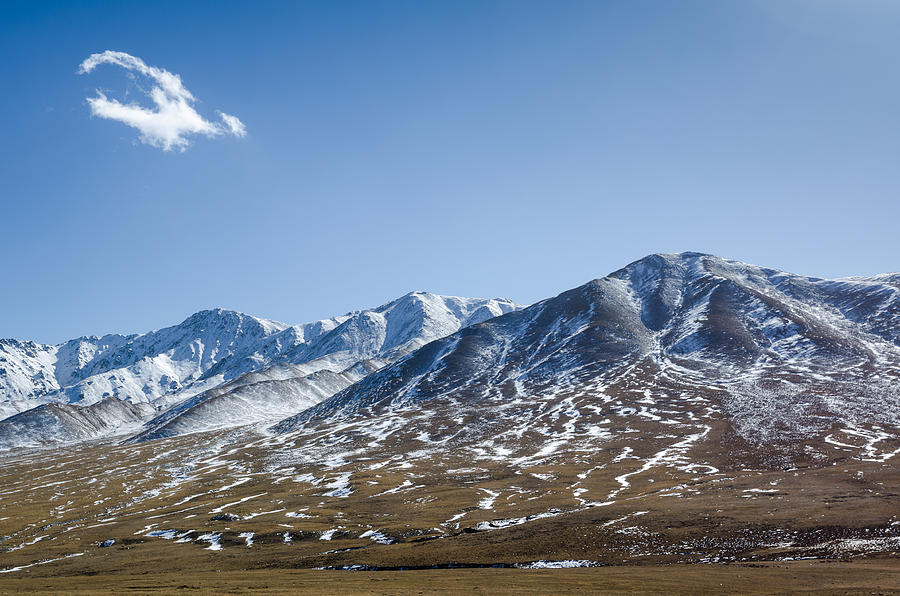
[[0, 398, 154, 451], [0, 309, 298, 419], [130, 292, 518, 441], [0, 293, 519, 447]]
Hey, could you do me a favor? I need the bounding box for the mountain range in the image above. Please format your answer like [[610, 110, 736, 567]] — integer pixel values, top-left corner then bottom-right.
[[2, 252, 899, 576], [2, 251, 898, 462], [0, 293, 518, 448]]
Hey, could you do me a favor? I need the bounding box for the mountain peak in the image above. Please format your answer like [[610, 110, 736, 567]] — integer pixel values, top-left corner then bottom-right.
[[178, 308, 289, 336], [609, 251, 713, 277]]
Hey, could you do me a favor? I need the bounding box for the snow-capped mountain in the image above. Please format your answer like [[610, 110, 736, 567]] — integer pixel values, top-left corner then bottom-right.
[[273, 253, 900, 462], [128, 364, 374, 443], [0, 309, 298, 420], [0, 293, 519, 447], [130, 292, 518, 441], [0, 399, 154, 451]]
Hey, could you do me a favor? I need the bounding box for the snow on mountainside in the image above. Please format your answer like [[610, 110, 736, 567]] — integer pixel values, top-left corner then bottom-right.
[[0, 339, 62, 418], [0, 309, 298, 420], [130, 293, 518, 441], [277, 292, 520, 371], [0, 294, 519, 447], [273, 253, 900, 463], [0, 398, 154, 451], [129, 364, 373, 443]]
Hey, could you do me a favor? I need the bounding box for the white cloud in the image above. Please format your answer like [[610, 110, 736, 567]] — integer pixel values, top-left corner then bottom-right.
[[78, 50, 246, 151], [217, 111, 247, 138]]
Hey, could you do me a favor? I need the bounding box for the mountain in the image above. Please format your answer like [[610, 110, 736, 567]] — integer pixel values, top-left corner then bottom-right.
[[130, 292, 518, 441], [273, 252, 900, 465], [0, 398, 154, 451], [0, 293, 519, 447], [0, 309, 298, 420]]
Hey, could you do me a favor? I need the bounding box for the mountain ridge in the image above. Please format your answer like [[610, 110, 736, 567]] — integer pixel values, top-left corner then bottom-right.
[[272, 252, 900, 455], [0, 293, 520, 447]]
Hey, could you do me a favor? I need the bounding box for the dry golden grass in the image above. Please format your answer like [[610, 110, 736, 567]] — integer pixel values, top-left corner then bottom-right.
[[1, 402, 898, 593], [3, 560, 900, 595]]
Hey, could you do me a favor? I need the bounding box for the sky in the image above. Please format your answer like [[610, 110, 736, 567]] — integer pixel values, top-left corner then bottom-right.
[[2, 0, 899, 344]]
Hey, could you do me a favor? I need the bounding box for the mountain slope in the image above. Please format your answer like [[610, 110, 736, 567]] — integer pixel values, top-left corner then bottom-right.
[[272, 253, 900, 465], [277, 292, 520, 371], [131, 293, 518, 441], [0, 294, 519, 446], [0, 309, 302, 420], [0, 398, 155, 451]]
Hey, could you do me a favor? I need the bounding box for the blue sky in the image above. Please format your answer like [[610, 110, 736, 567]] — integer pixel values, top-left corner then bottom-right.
[[2, 1, 899, 343]]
